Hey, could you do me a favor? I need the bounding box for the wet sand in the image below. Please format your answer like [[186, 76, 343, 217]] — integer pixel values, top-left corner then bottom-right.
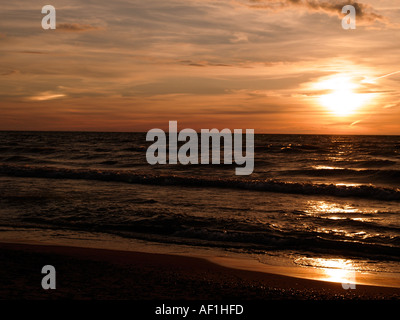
[[0, 242, 399, 300]]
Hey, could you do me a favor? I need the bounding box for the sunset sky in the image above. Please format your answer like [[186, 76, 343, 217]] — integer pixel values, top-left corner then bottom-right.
[[1, 0, 400, 134]]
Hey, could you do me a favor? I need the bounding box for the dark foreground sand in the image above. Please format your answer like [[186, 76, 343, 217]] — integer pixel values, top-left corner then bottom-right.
[[1, 242, 399, 300]]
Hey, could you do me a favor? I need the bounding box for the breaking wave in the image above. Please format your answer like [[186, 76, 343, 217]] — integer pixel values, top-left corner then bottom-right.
[[1, 164, 399, 201]]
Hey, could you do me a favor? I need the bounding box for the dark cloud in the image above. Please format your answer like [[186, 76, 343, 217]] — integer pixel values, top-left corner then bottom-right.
[[1, 70, 19, 76], [179, 60, 233, 67], [56, 23, 102, 32], [18, 51, 48, 54], [246, 0, 385, 24]]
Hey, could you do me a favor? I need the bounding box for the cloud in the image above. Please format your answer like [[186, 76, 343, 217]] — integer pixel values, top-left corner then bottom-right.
[[362, 70, 400, 83], [383, 103, 399, 109], [179, 60, 232, 67], [350, 119, 362, 126], [56, 23, 102, 32], [1, 70, 19, 76], [243, 0, 385, 24], [1, 0, 399, 134], [18, 51, 48, 54], [230, 32, 249, 43], [29, 92, 66, 101]]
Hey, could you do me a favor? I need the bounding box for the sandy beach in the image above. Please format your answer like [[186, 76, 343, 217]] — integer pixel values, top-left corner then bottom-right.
[[1, 242, 399, 300]]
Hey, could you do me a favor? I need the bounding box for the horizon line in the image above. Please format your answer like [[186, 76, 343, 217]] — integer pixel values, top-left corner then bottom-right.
[[0, 130, 399, 137]]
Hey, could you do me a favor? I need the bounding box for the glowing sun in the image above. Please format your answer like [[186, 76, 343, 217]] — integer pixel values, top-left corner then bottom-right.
[[316, 76, 370, 116]]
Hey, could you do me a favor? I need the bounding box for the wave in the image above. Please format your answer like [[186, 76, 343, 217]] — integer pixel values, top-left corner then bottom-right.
[[100, 160, 119, 165], [1, 156, 59, 165], [368, 149, 400, 157], [255, 143, 327, 154], [353, 159, 397, 168], [281, 168, 400, 183], [121, 146, 148, 152], [0, 146, 58, 155], [3, 216, 400, 261], [2, 155, 33, 162], [1, 164, 400, 201]]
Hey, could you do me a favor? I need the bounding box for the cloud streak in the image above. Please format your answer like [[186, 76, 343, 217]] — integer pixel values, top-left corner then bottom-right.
[[29, 92, 66, 101], [244, 0, 385, 24], [56, 23, 103, 32], [362, 70, 400, 83]]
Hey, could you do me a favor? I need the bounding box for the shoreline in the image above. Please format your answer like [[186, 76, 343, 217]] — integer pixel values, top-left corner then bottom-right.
[[3, 232, 400, 289], [1, 241, 399, 300]]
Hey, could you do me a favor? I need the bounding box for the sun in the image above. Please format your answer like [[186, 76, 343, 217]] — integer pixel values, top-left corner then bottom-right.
[[319, 88, 368, 116], [316, 76, 370, 116]]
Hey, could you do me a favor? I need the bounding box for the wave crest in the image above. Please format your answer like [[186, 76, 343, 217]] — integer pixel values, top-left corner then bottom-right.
[[1, 164, 400, 201]]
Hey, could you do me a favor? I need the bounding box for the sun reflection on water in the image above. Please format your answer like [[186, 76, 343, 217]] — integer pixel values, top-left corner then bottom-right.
[[305, 200, 358, 215], [335, 183, 362, 187], [322, 260, 356, 284], [304, 200, 377, 225], [296, 258, 357, 284]]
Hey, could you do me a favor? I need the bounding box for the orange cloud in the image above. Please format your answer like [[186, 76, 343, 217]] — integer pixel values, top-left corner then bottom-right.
[[29, 92, 66, 101]]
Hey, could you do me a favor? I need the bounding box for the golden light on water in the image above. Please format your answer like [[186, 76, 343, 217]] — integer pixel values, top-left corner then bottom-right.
[[321, 259, 356, 284], [305, 200, 358, 215], [304, 200, 372, 231], [297, 258, 357, 284]]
